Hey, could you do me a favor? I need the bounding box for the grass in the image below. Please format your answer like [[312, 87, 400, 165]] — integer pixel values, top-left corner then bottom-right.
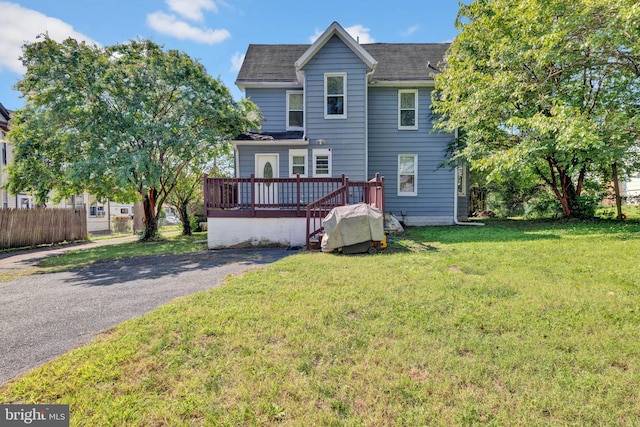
[[1, 220, 640, 425]]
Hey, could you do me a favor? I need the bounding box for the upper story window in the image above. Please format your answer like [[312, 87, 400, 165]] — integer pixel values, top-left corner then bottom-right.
[[286, 91, 304, 130], [398, 90, 418, 130], [325, 73, 346, 119], [1, 142, 7, 166]]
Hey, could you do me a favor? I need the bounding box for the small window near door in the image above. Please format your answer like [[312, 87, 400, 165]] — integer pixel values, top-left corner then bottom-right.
[[313, 148, 332, 177], [289, 149, 308, 177]]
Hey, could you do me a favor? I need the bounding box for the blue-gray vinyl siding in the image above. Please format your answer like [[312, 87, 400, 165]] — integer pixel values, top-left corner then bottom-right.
[[301, 35, 368, 181], [367, 86, 456, 219], [245, 87, 300, 133], [237, 145, 293, 178]]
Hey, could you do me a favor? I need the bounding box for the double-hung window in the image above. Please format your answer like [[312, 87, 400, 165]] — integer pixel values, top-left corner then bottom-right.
[[313, 148, 332, 177], [286, 91, 304, 130], [289, 149, 308, 177], [398, 154, 418, 196], [325, 73, 346, 119], [457, 166, 467, 196], [398, 90, 418, 130]]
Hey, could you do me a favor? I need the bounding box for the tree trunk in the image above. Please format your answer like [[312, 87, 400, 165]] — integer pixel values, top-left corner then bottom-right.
[[545, 161, 580, 218], [178, 203, 191, 235], [612, 163, 623, 220], [141, 188, 160, 241]]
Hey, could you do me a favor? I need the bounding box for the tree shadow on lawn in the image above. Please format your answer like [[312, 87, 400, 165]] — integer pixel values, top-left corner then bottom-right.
[[62, 248, 291, 287]]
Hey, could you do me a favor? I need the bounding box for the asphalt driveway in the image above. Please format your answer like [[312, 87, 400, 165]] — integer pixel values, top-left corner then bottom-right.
[[0, 248, 289, 386]]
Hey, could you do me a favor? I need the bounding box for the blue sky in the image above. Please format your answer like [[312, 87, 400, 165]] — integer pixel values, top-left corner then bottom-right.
[[0, 0, 462, 111]]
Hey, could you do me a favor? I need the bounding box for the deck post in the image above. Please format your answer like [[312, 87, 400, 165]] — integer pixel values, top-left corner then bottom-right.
[[250, 173, 256, 217], [344, 176, 349, 206], [203, 174, 209, 215], [296, 173, 301, 216], [380, 175, 385, 213]]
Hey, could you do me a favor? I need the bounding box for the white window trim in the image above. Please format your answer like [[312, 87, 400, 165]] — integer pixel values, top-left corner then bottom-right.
[[289, 148, 308, 177], [312, 148, 332, 177], [398, 89, 418, 130], [398, 154, 418, 196], [324, 73, 347, 119], [457, 166, 467, 197], [286, 90, 304, 131]]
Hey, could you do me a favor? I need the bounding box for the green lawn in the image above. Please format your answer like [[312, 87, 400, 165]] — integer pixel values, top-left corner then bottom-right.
[[1, 220, 639, 425]]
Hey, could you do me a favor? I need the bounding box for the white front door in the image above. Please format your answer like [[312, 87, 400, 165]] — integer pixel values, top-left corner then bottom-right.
[[255, 154, 279, 206]]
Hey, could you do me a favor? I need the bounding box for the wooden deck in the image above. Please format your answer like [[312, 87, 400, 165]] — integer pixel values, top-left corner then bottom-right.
[[204, 174, 385, 247]]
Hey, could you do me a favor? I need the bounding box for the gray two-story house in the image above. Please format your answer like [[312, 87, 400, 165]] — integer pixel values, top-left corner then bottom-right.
[[205, 22, 468, 248]]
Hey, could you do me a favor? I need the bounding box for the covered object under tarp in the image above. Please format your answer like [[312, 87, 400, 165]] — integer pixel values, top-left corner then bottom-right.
[[321, 204, 385, 252]]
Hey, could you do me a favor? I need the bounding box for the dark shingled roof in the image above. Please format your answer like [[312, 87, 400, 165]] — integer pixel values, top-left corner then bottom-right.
[[236, 44, 308, 85], [234, 131, 305, 141], [363, 43, 450, 83], [0, 102, 11, 133], [235, 43, 450, 86]]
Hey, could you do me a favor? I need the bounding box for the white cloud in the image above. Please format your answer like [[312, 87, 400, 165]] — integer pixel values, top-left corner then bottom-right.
[[0, 2, 98, 74], [310, 24, 375, 44], [165, 0, 218, 22], [147, 11, 230, 44], [230, 52, 245, 72], [401, 25, 419, 37]]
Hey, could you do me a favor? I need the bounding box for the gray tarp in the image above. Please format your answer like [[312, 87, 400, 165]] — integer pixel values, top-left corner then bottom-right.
[[321, 203, 385, 252]]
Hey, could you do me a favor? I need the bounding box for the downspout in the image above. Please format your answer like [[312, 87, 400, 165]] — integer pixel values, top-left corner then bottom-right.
[[453, 128, 483, 226], [302, 72, 307, 141], [234, 145, 240, 177], [365, 69, 374, 179]]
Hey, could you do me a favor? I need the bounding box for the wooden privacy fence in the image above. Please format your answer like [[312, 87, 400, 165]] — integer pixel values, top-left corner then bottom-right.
[[0, 208, 87, 250]]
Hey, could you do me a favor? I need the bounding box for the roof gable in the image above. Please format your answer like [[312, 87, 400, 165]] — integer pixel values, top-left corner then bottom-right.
[[234, 22, 450, 90], [294, 22, 377, 71]]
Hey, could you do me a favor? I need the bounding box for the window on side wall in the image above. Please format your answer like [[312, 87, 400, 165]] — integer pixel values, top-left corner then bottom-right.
[[398, 90, 418, 130], [457, 166, 467, 197], [289, 149, 308, 177], [325, 73, 346, 119], [398, 154, 418, 196], [313, 148, 332, 177], [1, 142, 7, 165], [286, 91, 304, 130], [89, 203, 105, 217]]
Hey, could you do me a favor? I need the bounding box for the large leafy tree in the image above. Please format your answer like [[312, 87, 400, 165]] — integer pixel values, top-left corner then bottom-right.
[[433, 0, 640, 217], [167, 150, 233, 236], [7, 36, 259, 239]]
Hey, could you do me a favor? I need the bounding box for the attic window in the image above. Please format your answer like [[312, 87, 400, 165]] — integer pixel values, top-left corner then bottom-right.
[[325, 73, 346, 119]]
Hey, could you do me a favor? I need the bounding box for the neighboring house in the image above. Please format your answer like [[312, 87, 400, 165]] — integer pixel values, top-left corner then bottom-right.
[[59, 194, 134, 233], [205, 22, 468, 248], [0, 102, 34, 209], [623, 174, 640, 204], [1, 101, 134, 233]]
